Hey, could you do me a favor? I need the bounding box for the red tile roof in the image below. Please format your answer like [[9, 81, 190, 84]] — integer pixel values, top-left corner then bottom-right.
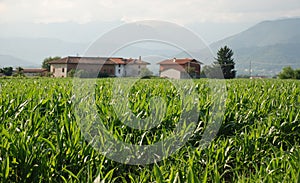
[[126, 58, 150, 65], [110, 58, 126, 64], [48, 57, 113, 64], [158, 58, 203, 65], [48, 56, 149, 65]]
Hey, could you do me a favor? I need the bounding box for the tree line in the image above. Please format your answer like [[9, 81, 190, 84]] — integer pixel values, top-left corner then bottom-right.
[[0, 67, 24, 76], [278, 66, 300, 79], [2, 47, 299, 80]]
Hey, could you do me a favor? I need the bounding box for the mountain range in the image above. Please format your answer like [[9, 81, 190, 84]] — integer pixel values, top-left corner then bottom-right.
[[210, 18, 300, 76], [0, 18, 300, 76], [0, 37, 87, 68]]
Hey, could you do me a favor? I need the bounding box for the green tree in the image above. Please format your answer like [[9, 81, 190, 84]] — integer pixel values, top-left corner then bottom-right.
[[202, 65, 224, 79], [140, 68, 153, 78], [1, 67, 13, 76], [214, 46, 236, 79], [42, 56, 61, 72], [67, 69, 76, 77], [278, 66, 295, 79], [294, 69, 300, 79], [14, 67, 24, 77]]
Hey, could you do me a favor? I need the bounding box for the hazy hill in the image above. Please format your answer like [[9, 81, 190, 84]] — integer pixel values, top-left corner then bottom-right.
[[0, 38, 88, 67], [212, 18, 300, 48], [0, 55, 38, 68], [211, 18, 300, 76], [0, 21, 122, 43], [1, 18, 300, 75]]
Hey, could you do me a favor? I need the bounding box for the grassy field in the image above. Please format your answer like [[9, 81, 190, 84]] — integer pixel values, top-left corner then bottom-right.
[[0, 78, 299, 182]]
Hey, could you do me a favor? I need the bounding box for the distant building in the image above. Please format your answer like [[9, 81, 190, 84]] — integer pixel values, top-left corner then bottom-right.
[[22, 68, 47, 77], [158, 58, 203, 79], [250, 75, 268, 79], [48, 56, 149, 77]]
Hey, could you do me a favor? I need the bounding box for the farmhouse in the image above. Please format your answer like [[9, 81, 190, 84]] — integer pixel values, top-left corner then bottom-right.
[[22, 68, 47, 77], [158, 58, 203, 79], [48, 56, 149, 77]]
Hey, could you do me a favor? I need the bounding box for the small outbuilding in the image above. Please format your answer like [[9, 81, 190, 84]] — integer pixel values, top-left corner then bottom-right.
[[158, 58, 203, 79], [22, 68, 47, 77]]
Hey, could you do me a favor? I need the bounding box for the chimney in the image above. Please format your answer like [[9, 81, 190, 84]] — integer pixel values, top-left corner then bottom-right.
[[173, 58, 176, 62]]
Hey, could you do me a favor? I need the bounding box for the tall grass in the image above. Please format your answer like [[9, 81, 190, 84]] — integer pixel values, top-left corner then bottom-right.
[[0, 78, 299, 182]]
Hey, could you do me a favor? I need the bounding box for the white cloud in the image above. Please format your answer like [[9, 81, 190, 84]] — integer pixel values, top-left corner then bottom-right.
[[0, 0, 299, 24]]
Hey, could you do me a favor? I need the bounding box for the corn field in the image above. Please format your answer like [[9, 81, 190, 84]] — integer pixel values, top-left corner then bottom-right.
[[0, 78, 299, 182]]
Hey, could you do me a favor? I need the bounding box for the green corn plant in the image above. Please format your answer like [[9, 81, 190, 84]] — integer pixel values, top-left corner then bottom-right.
[[0, 78, 300, 182]]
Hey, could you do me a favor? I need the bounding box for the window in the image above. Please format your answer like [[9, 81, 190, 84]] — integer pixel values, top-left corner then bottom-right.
[[52, 68, 55, 72], [138, 65, 141, 69], [119, 64, 121, 67], [62, 68, 65, 73], [118, 69, 121, 74]]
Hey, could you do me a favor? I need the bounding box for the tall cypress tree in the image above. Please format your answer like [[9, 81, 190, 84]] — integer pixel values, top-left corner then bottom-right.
[[214, 46, 236, 79]]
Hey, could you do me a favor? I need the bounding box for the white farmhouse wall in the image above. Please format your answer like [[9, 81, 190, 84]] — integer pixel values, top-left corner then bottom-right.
[[160, 69, 182, 79], [125, 64, 147, 77], [51, 64, 67, 77], [115, 64, 125, 77]]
